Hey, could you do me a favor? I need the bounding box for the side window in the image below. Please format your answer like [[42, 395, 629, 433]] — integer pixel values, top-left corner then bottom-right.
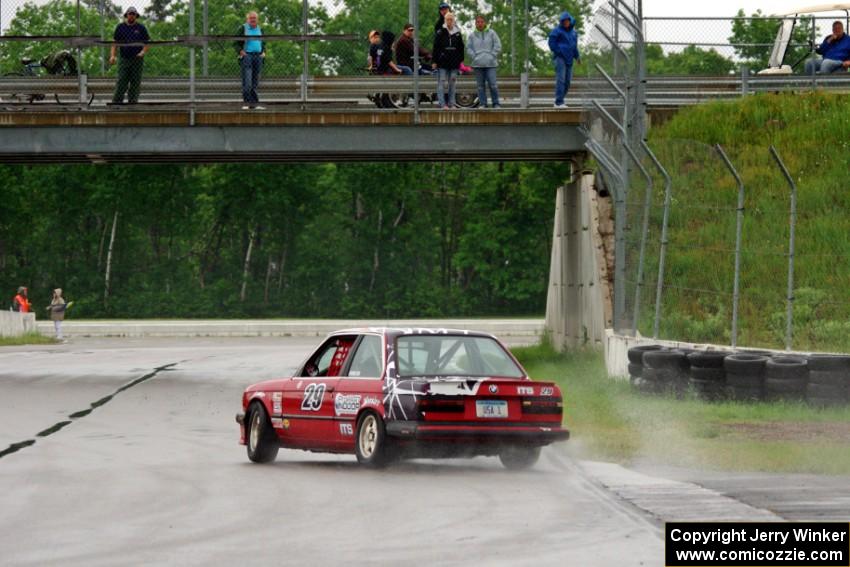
[[301, 336, 355, 377], [346, 336, 383, 378]]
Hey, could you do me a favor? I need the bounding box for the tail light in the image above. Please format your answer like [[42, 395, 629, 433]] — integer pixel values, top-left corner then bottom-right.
[[521, 397, 563, 415]]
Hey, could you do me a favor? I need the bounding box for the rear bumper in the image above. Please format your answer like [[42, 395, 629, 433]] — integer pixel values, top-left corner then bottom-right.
[[386, 421, 570, 444]]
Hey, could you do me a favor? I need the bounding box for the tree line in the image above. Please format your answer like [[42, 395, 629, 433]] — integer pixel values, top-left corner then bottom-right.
[[0, 162, 569, 318]]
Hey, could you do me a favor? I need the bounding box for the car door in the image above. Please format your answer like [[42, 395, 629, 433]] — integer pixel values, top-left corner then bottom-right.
[[333, 334, 386, 447], [283, 335, 356, 447]]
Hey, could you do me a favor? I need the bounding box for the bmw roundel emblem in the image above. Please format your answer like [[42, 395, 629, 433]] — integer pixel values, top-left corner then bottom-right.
[[488, 384, 498, 394]]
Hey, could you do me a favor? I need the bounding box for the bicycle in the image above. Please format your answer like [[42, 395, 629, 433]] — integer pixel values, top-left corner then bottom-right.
[[2, 50, 93, 106]]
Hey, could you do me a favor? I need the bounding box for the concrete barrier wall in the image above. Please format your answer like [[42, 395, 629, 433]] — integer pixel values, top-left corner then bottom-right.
[[34, 318, 545, 340], [0, 311, 37, 337], [545, 172, 612, 350]]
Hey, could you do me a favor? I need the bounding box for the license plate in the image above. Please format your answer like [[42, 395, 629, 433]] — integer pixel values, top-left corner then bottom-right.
[[476, 400, 508, 418]]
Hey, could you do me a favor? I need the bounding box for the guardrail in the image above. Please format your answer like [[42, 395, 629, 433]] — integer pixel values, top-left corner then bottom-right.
[[3, 74, 849, 110]]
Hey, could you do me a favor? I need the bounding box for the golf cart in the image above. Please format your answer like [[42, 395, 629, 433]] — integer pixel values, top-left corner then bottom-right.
[[758, 2, 850, 74]]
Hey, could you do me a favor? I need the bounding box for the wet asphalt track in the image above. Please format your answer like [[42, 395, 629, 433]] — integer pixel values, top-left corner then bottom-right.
[[0, 337, 663, 566]]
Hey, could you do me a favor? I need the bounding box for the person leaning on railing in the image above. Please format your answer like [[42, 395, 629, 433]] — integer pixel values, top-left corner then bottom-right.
[[109, 6, 150, 105], [805, 20, 850, 75], [234, 11, 266, 110]]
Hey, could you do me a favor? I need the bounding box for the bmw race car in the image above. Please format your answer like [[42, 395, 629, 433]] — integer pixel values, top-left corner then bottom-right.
[[236, 328, 569, 469]]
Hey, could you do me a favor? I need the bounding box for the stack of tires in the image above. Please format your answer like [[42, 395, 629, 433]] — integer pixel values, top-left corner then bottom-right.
[[805, 355, 850, 407], [627, 345, 662, 389], [764, 356, 808, 402], [687, 351, 728, 401], [724, 353, 767, 401], [642, 349, 689, 396]]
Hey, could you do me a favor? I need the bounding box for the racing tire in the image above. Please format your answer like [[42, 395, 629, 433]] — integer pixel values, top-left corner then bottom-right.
[[726, 371, 763, 388], [806, 355, 850, 372], [246, 402, 279, 464], [455, 92, 479, 108], [643, 349, 688, 371], [765, 357, 808, 382], [806, 382, 848, 404], [764, 377, 806, 402], [687, 351, 729, 369], [628, 344, 662, 365], [690, 379, 724, 401], [729, 385, 763, 402], [499, 446, 541, 470], [355, 412, 392, 468], [628, 363, 643, 378], [689, 367, 725, 382], [808, 370, 848, 388], [724, 354, 768, 375]]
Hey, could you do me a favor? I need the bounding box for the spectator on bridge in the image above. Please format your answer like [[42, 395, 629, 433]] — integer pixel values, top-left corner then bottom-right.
[[435, 2, 451, 33], [235, 11, 266, 110], [109, 7, 150, 105], [11, 287, 31, 313], [395, 23, 432, 74], [46, 288, 68, 341], [433, 12, 464, 109], [368, 30, 410, 75], [548, 11, 580, 109], [467, 15, 502, 109], [805, 21, 850, 75]]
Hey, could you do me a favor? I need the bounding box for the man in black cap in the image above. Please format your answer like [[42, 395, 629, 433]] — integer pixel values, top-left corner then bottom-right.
[[434, 2, 451, 32], [110, 6, 150, 104]]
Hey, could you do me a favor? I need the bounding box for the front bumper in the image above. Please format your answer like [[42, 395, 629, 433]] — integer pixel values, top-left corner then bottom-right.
[[386, 421, 570, 444]]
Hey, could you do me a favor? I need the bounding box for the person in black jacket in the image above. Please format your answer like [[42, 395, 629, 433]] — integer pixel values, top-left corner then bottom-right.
[[434, 2, 451, 32], [432, 12, 464, 109]]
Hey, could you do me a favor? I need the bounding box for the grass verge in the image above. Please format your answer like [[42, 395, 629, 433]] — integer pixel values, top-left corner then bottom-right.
[[0, 332, 59, 347], [513, 343, 850, 475]]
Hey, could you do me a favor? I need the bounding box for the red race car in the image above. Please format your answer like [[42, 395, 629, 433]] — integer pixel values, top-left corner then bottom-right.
[[236, 328, 569, 469]]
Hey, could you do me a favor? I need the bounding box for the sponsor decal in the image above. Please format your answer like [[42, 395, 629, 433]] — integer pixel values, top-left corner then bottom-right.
[[300, 383, 326, 411], [541, 387, 555, 397], [282, 419, 290, 429], [334, 394, 361, 416], [429, 379, 483, 396], [488, 384, 499, 394], [517, 386, 534, 396], [362, 397, 381, 407], [272, 392, 283, 402], [339, 423, 354, 436], [272, 402, 282, 414], [250, 391, 266, 399], [271, 418, 283, 428]]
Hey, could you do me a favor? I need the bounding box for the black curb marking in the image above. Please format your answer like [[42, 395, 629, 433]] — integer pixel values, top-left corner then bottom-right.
[[0, 362, 178, 460]]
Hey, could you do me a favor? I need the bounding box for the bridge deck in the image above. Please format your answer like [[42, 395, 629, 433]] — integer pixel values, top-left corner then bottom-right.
[[0, 108, 586, 164]]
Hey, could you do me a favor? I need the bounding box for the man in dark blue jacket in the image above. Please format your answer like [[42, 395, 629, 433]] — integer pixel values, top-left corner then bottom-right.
[[805, 21, 850, 75], [110, 6, 150, 104], [548, 11, 580, 108]]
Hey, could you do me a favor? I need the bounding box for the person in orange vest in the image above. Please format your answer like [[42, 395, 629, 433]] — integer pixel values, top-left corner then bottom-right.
[[12, 286, 32, 313]]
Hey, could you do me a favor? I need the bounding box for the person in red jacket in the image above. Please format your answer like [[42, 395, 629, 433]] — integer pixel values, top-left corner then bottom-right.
[[12, 286, 31, 313]]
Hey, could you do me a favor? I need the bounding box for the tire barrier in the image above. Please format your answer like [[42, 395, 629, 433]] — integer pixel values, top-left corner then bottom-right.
[[625, 346, 850, 407]]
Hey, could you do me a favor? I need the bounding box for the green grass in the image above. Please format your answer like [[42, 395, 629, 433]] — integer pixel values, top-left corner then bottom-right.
[[0, 333, 58, 346], [513, 343, 850, 475], [635, 92, 850, 351]]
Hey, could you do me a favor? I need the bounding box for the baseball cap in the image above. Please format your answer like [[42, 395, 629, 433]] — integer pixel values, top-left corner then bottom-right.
[[124, 6, 139, 16]]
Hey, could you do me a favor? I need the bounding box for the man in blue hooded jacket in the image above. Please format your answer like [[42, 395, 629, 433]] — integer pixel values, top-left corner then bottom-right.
[[548, 11, 580, 108], [804, 21, 850, 75]]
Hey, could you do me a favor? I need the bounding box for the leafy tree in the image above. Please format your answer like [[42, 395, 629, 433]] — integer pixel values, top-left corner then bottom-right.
[[645, 44, 735, 76]]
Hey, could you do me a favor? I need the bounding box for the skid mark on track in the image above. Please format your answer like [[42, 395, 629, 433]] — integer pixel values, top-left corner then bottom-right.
[[0, 362, 178, 460]]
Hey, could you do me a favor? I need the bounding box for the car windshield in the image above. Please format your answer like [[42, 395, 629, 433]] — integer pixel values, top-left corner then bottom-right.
[[395, 335, 525, 378]]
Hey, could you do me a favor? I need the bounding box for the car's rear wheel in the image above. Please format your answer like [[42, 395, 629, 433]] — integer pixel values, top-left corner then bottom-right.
[[355, 412, 391, 467], [499, 446, 541, 470], [247, 402, 279, 464]]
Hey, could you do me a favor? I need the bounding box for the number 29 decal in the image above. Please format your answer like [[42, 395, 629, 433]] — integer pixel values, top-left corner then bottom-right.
[[301, 383, 326, 411]]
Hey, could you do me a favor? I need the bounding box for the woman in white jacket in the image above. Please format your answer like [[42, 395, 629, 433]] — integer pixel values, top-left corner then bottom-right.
[[467, 15, 502, 108]]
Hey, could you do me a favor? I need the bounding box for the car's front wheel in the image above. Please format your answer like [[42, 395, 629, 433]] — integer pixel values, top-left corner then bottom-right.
[[499, 446, 541, 470], [247, 402, 279, 464], [355, 412, 392, 468]]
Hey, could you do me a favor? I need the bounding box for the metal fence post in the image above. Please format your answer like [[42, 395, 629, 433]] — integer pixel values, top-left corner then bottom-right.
[[510, 0, 516, 75], [640, 140, 671, 340], [623, 142, 653, 337], [741, 65, 749, 97], [770, 146, 797, 351], [716, 144, 744, 349], [100, 0, 106, 74], [301, 0, 309, 105], [412, 0, 420, 124], [189, 0, 196, 125], [523, 0, 529, 73], [202, 0, 208, 76]]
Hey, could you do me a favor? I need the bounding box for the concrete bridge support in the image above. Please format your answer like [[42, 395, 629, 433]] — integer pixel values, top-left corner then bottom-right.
[[545, 169, 613, 351]]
